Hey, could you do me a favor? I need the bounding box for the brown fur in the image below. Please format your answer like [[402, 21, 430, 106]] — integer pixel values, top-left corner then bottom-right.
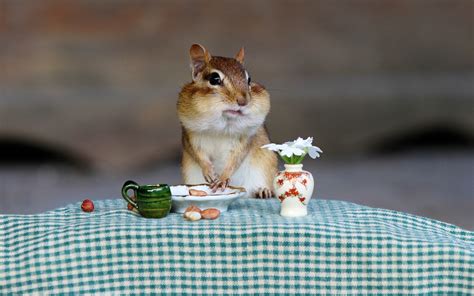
[[249, 127, 278, 190]]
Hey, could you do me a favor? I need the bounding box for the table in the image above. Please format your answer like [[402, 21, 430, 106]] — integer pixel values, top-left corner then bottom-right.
[[1, 199, 472, 295]]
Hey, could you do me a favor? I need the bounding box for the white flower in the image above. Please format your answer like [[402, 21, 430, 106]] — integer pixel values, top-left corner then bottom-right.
[[291, 137, 313, 148], [279, 146, 305, 157], [260, 143, 288, 152], [289, 137, 322, 159], [307, 146, 323, 159], [261, 136, 323, 163]]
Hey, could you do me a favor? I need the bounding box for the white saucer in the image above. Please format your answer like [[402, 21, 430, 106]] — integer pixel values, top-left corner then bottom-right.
[[170, 184, 246, 213]]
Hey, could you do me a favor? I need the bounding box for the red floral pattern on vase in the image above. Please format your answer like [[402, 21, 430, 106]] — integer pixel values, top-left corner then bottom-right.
[[283, 172, 302, 179], [301, 179, 307, 188], [285, 187, 300, 197]]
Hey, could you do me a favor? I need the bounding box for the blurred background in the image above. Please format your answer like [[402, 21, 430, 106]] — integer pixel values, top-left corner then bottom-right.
[[0, 0, 473, 229]]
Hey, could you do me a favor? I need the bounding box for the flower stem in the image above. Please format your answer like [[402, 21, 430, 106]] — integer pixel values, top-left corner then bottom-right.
[[280, 154, 291, 164], [295, 155, 305, 164]]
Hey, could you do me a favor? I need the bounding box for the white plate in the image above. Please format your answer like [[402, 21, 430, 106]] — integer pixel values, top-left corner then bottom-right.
[[170, 184, 246, 213]]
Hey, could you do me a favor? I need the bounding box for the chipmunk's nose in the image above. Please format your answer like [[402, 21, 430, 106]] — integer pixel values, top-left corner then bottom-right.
[[236, 96, 248, 107]]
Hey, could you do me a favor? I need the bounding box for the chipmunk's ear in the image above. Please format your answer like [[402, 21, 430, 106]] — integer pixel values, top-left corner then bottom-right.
[[235, 47, 245, 64], [189, 44, 211, 80]]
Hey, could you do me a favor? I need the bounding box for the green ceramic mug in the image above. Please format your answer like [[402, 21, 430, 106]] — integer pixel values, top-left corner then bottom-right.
[[121, 180, 172, 218]]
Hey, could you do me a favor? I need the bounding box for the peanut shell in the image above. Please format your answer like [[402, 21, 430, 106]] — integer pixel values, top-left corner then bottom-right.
[[201, 208, 220, 220], [184, 211, 201, 221], [189, 189, 208, 196], [184, 205, 202, 213]]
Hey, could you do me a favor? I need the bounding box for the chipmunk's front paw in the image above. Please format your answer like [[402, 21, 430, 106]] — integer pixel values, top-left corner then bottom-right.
[[210, 177, 230, 192], [202, 167, 218, 184], [255, 187, 273, 199]]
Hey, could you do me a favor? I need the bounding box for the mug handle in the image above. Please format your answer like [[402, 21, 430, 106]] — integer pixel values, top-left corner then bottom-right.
[[122, 180, 139, 210]]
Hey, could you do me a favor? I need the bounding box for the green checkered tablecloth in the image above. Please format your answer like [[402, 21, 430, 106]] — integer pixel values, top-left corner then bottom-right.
[[1, 199, 473, 295]]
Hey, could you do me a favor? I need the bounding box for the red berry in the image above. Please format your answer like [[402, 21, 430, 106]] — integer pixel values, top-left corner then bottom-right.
[[81, 199, 94, 212]]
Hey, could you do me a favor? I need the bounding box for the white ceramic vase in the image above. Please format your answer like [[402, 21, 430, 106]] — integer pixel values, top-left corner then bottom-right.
[[273, 164, 314, 217]]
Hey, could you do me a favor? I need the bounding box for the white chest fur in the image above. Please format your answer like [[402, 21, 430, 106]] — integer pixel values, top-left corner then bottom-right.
[[191, 133, 239, 173], [187, 132, 268, 196]]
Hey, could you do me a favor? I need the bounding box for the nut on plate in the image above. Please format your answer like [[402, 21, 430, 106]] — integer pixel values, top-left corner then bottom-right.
[[189, 189, 208, 196]]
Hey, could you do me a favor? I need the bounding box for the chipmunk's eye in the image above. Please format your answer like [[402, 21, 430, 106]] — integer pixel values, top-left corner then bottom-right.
[[208, 72, 222, 86], [245, 71, 251, 85], [247, 75, 251, 85]]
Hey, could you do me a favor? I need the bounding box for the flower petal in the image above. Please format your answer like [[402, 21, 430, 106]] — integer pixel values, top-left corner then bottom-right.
[[261, 143, 288, 152], [292, 137, 314, 148], [261, 143, 276, 150], [307, 147, 320, 159], [292, 147, 305, 156], [279, 148, 293, 157], [280, 147, 305, 157]]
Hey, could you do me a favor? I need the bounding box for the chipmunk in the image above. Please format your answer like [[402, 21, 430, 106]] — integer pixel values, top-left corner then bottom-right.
[[177, 44, 277, 198]]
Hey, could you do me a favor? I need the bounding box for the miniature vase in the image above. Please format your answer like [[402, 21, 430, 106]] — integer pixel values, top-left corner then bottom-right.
[[273, 164, 314, 217]]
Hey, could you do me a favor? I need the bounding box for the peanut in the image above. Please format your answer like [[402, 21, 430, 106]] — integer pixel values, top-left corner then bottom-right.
[[189, 189, 208, 196], [184, 211, 201, 221], [183, 205, 202, 221], [184, 205, 202, 213], [201, 208, 220, 220]]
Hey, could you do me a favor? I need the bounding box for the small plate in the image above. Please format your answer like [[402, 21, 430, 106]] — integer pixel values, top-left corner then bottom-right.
[[170, 184, 246, 213]]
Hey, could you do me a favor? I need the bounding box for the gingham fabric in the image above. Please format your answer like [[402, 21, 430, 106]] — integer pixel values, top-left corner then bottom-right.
[[1, 199, 473, 295]]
